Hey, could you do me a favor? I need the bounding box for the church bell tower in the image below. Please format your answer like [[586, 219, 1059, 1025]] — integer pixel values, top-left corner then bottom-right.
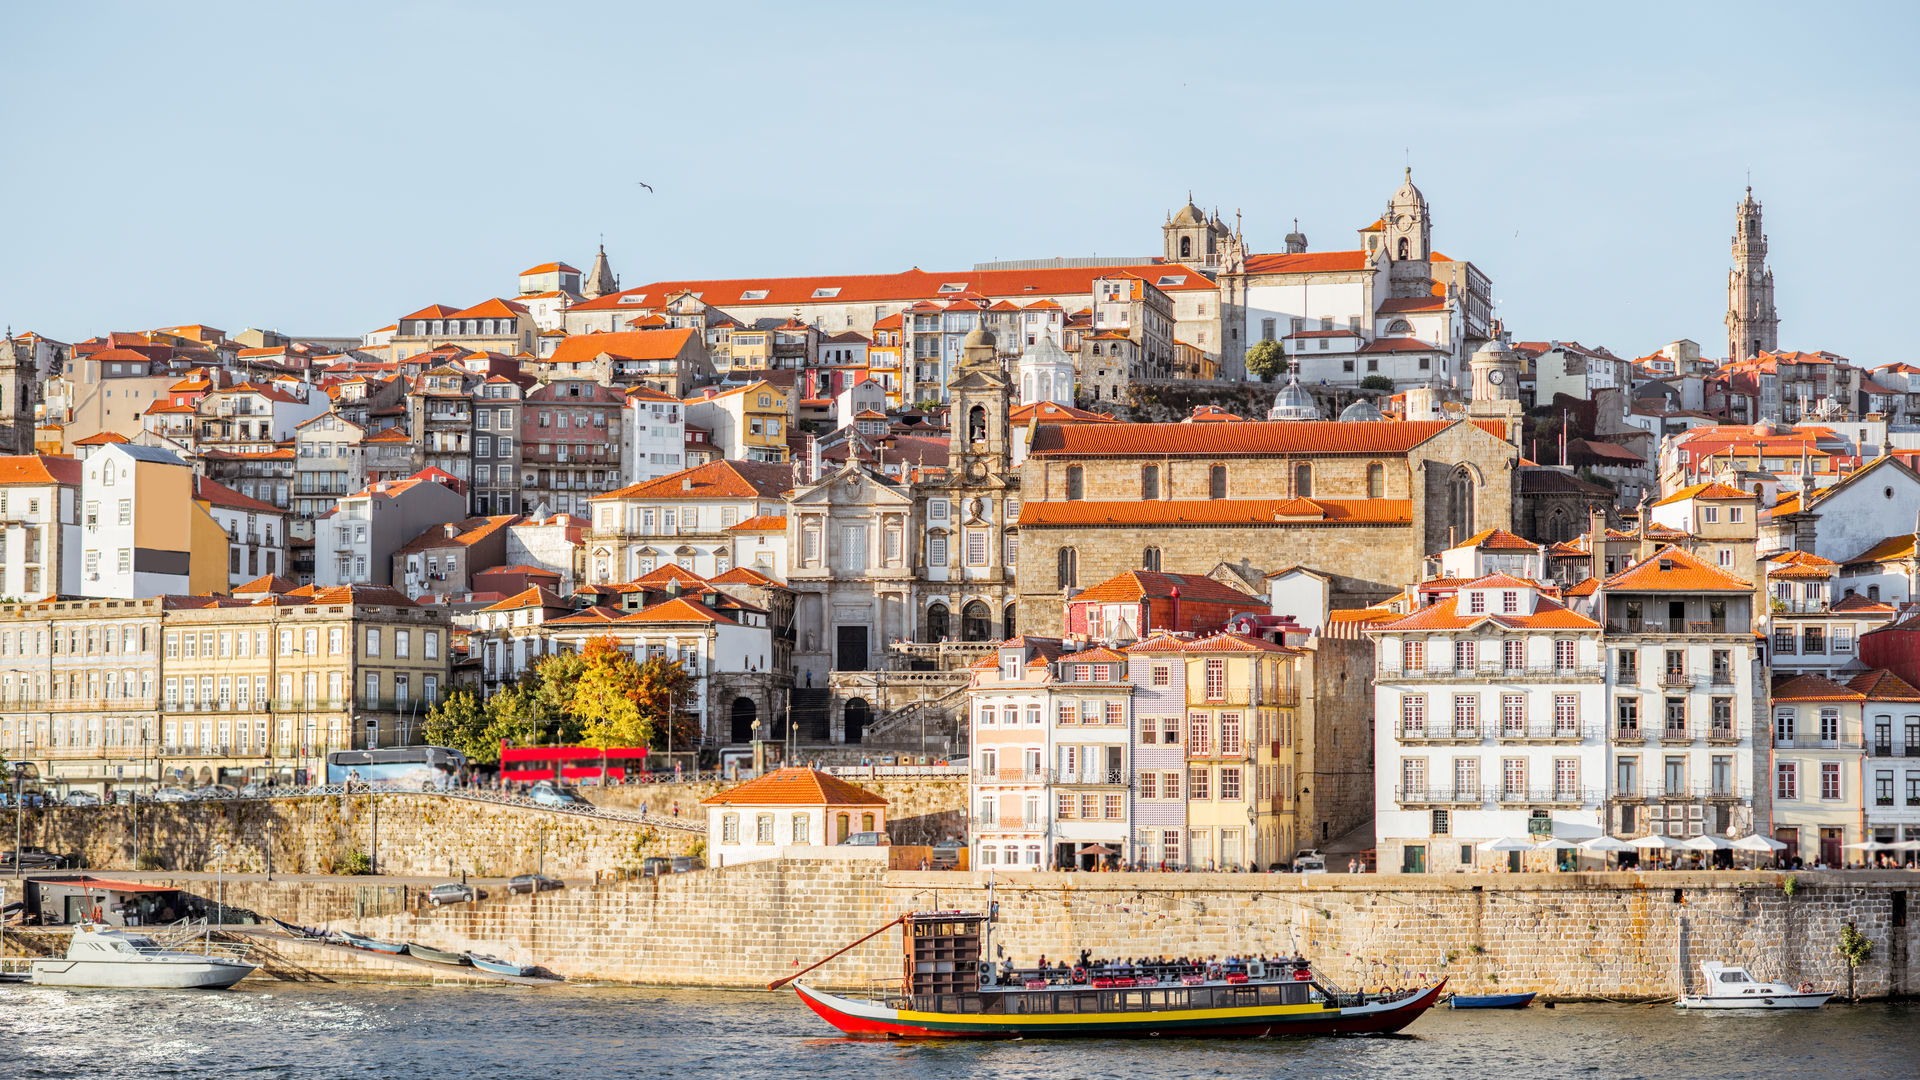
[[1725, 188, 1778, 363]]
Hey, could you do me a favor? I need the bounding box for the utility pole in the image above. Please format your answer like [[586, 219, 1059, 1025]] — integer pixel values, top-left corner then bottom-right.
[[370, 794, 379, 875]]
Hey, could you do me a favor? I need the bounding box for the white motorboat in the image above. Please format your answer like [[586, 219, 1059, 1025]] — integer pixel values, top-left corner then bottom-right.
[[1676, 961, 1831, 1009], [30, 925, 257, 990]]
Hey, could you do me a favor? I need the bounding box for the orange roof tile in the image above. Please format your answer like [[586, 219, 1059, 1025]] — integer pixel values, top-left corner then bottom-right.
[[194, 476, 281, 514], [1028, 418, 1504, 457], [1771, 674, 1864, 702], [1019, 498, 1411, 528], [1009, 401, 1118, 424], [1374, 594, 1601, 632], [726, 515, 788, 532], [1564, 577, 1600, 597], [519, 262, 580, 276], [700, 766, 887, 807], [1848, 670, 1920, 701], [1180, 631, 1295, 653], [395, 514, 518, 555], [592, 460, 791, 502], [479, 585, 573, 613], [1460, 528, 1536, 551], [546, 605, 626, 626], [233, 574, 298, 594], [631, 564, 708, 588], [1652, 481, 1754, 507], [0, 455, 83, 486], [708, 566, 782, 587], [1843, 535, 1915, 565], [1603, 545, 1751, 592], [1067, 571, 1262, 607], [546, 329, 699, 367], [1832, 593, 1896, 613], [620, 596, 736, 625]]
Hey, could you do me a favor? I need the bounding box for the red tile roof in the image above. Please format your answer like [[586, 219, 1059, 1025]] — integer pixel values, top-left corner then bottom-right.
[[1020, 498, 1410, 527], [1848, 670, 1920, 701], [519, 262, 580, 276], [631, 564, 708, 588], [1843, 535, 1915, 565], [1180, 631, 1295, 653], [621, 596, 736, 625], [0, 455, 83, 486], [700, 766, 887, 807], [194, 476, 281, 514], [1243, 251, 1371, 275], [73, 431, 131, 446], [1832, 593, 1896, 613], [1029, 418, 1504, 457], [1652, 481, 1753, 507], [1459, 528, 1535, 551], [708, 566, 783, 587], [726, 515, 788, 532], [1603, 546, 1751, 592], [547, 329, 698, 366], [232, 574, 297, 594], [1375, 594, 1600, 632], [1376, 297, 1449, 313], [1009, 401, 1118, 424], [570, 264, 1219, 315], [1067, 571, 1262, 606], [394, 514, 518, 555], [1771, 674, 1864, 702], [592, 459, 791, 502], [478, 585, 572, 613]]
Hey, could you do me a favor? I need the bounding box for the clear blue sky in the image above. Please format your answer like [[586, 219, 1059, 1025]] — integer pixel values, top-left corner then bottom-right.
[[4, 2, 1913, 362]]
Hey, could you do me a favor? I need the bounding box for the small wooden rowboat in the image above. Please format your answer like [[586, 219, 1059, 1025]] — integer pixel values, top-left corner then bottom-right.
[[468, 953, 535, 977], [338, 932, 407, 954], [1447, 992, 1536, 1009], [405, 942, 471, 966]]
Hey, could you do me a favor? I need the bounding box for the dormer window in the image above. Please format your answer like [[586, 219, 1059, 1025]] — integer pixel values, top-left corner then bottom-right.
[[1502, 591, 1519, 613], [1659, 559, 1676, 570], [1468, 592, 1485, 614]]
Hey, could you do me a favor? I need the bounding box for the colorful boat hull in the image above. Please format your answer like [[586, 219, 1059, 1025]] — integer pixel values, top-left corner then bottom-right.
[[795, 979, 1445, 1039], [1448, 992, 1536, 1009]]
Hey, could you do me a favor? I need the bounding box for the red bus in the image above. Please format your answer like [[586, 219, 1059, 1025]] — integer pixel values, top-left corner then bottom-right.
[[499, 743, 649, 783]]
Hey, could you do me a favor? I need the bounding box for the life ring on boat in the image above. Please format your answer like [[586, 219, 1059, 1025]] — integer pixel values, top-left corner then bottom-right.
[[1798, 981, 1814, 994], [1071, 966, 1089, 985], [1206, 962, 1223, 981]]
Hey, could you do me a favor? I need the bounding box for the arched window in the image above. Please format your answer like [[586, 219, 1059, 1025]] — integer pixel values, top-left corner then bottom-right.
[[1209, 464, 1227, 499], [1066, 466, 1084, 500], [1448, 466, 1476, 543], [1143, 547, 1161, 571], [1387, 319, 1414, 335], [1207, 234, 1217, 255], [1294, 463, 1312, 497], [1397, 237, 1410, 259], [968, 404, 986, 443], [1180, 236, 1192, 259], [1367, 463, 1385, 498], [1141, 464, 1159, 500], [1003, 602, 1017, 639], [926, 602, 950, 642], [1057, 547, 1078, 590], [1546, 508, 1570, 543], [962, 601, 992, 642], [1870, 585, 1882, 602]]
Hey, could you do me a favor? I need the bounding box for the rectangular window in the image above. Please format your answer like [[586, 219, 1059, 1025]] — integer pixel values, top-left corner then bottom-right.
[[396, 630, 411, 659], [1162, 770, 1181, 799], [1057, 703, 1076, 726], [1468, 591, 1485, 614], [366, 628, 381, 657], [1105, 701, 1123, 725], [1188, 766, 1210, 800], [1140, 772, 1158, 799], [1219, 767, 1242, 801], [1401, 757, 1427, 797], [1554, 757, 1579, 797], [1821, 762, 1842, 800], [1502, 758, 1527, 798], [1501, 693, 1524, 736], [1401, 640, 1425, 672], [1555, 640, 1576, 670], [965, 530, 986, 566], [1453, 758, 1478, 798], [1452, 694, 1478, 737], [1151, 663, 1171, 686], [1554, 694, 1578, 736], [1503, 639, 1525, 672], [1453, 640, 1476, 672], [1188, 711, 1210, 754], [1401, 694, 1426, 737], [1204, 658, 1225, 701]]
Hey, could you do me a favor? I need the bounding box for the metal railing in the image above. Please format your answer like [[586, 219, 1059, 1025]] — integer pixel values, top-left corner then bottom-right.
[[1379, 664, 1605, 682], [1495, 722, 1588, 742], [98, 784, 704, 832]]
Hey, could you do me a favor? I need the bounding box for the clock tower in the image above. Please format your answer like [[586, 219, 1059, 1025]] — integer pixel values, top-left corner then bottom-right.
[[1467, 338, 1522, 441], [928, 318, 1020, 640]]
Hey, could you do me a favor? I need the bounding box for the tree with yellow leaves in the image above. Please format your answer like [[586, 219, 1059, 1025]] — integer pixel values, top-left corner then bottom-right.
[[570, 636, 693, 752]]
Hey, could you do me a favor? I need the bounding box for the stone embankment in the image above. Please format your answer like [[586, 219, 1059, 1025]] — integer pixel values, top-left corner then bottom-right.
[[15, 793, 698, 879], [79, 862, 1920, 1000], [585, 776, 966, 843]]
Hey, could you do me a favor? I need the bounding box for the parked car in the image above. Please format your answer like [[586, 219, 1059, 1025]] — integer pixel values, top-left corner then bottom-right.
[[507, 873, 565, 895], [63, 792, 102, 807], [526, 782, 583, 808], [844, 831, 891, 847], [192, 784, 238, 801], [640, 857, 671, 877], [1292, 849, 1328, 873], [427, 882, 487, 905], [0, 849, 68, 870], [152, 788, 194, 803], [929, 842, 964, 870]]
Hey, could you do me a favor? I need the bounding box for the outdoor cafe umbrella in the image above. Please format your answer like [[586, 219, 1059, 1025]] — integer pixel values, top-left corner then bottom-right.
[[1841, 840, 1892, 851], [1578, 835, 1632, 869], [1477, 836, 1536, 871], [1731, 833, 1786, 869], [1631, 833, 1684, 868], [1685, 835, 1733, 851]]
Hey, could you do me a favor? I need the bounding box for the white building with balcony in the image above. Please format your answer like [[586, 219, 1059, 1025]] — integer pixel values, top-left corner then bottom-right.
[[1584, 546, 1761, 846], [1855, 670, 1920, 850], [1764, 550, 1896, 680], [966, 638, 1134, 870], [1369, 573, 1607, 873]]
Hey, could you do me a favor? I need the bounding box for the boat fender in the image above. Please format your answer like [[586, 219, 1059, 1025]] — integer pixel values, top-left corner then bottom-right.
[[1206, 963, 1223, 981], [1248, 960, 1266, 980], [1071, 966, 1088, 985]]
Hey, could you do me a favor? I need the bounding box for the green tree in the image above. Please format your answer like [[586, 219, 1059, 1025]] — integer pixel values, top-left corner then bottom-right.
[[633, 655, 695, 751], [573, 637, 649, 748], [1360, 374, 1394, 392], [1245, 339, 1285, 382], [1837, 921, 1873, 1001], [529, 651, 588, 745], [422, 690, 495, 763]]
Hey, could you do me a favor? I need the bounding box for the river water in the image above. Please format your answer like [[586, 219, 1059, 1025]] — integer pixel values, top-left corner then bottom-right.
[[2, 982, 1915, 1080]]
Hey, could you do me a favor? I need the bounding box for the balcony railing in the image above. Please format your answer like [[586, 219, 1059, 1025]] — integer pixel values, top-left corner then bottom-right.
[[1393, 786, 1484, 806], [1495, 722, 1588, 743], [1397, 724, 1481, 743], [1660, 672, 1694, 688], [971, 767, 1047, 784], [1774, 737, 1855, 751], [1612, 724, 1643, 743], [1659, 725, 1693, 743], [1495, 787, 1596, 806], [1870, 744, 1920, 757], [1054, 768, 1127, 786], [1614, 783, 1751, 801], [1380, 664, 1605, 683]]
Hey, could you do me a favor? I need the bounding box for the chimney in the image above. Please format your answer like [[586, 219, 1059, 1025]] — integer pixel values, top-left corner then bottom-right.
[[1169, 585, 1181, 633], [444, 523, 458, 539], [681, 476, 693, 491]]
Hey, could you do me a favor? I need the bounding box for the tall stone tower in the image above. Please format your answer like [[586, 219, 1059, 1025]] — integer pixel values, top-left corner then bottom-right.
[[0, 332, 37, 455], [1725, 187, 1778, 363], [1382, 168, 1435, 300], [583, 243, 618, 299]]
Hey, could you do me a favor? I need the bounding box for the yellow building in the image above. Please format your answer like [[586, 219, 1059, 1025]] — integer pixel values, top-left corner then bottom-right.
[[0, 585, 453, 795], [682, 380, 791, 463], [1180, 632, 1301, 869]]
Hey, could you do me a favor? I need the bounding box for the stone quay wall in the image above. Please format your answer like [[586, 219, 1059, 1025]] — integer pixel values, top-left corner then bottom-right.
[[585, 777, 967, 843], [16, 794, 697, 879], [118, 863, 1919, 1000]]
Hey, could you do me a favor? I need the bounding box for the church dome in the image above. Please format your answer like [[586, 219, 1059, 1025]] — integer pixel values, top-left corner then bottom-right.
[[1471, 338, 1514, 366], [963, 322, 996, 350], [1267, 373, 1321, 421], [1019, 335, 1070, 366], [1338, 398, 1386, 422], [1171, 197, 1207, 226]]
